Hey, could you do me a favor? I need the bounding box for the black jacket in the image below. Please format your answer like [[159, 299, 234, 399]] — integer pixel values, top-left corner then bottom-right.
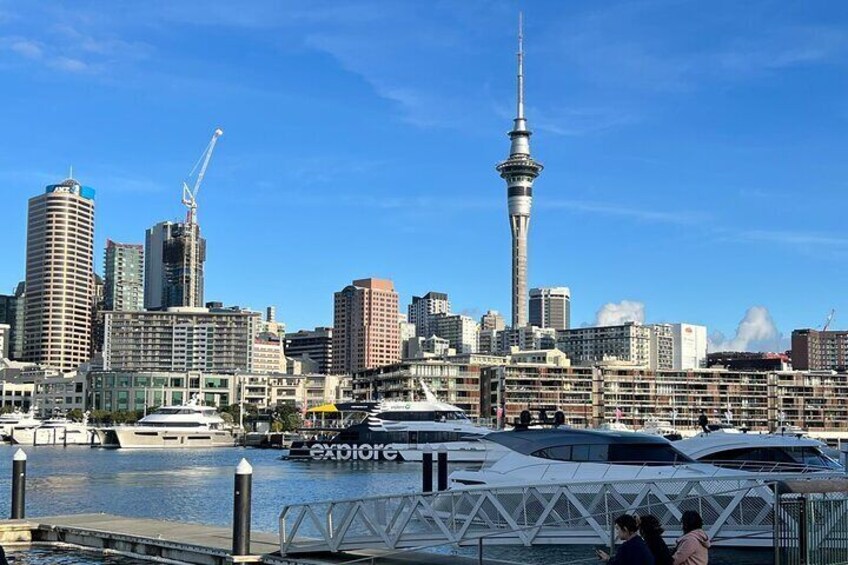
[[643, 534, 673, 565], [608, 535, 655, 565]]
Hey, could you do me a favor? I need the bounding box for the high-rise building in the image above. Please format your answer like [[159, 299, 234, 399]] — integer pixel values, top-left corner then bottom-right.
[[144, 221, 206, 310], [103, 306, 260, 372], [671, 323, 707, 370], [90, 274, 106, 356], [104, 240, 144, 312], [556, 323, 652, 367], [285, 327, 333, 375], [529, 287, 570, 330], [649, 324, 674, 371], [0, 324, 9, 359], [407, 292, 450, 337], [496, 17, 543, 328], [480, 310, 506, 332], [332, 278, 400, 375], [253, 332, 286, 374], [792, 329, 848, 371], [24, 177, 95, 372], [0, 282, 25, 360], [432, 313, 479, 354]]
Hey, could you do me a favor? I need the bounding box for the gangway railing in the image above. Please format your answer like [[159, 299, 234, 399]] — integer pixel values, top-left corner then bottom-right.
[[279, 474, 819, 555]]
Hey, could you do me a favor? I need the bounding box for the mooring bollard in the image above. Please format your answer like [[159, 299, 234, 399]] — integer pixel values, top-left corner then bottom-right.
[[437, 446, 448, 491], [11, 448, 26, 519], [232, 458, 252, 556], [422, 445, 433, 493]]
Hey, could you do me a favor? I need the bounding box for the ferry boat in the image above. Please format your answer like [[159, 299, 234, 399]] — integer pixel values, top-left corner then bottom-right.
[[95, 397, 238, 448], [0, 407, 41, 441], [287, 382, 491, 462], [11, 413, 96, 446], [675, 427, 842, 474]]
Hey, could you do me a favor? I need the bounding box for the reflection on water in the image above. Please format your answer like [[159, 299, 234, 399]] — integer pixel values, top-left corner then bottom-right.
[[0, 446, 766, 565], [7, 546, 139, 564]]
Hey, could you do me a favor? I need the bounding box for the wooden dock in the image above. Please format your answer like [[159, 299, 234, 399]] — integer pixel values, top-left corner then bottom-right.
[[0, 513, 522, 565]]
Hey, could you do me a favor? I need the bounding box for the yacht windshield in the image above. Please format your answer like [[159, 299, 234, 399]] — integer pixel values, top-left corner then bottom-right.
[[532, 443, 694, 465], [701, 446, 841, 470], [377, 410, 468, 422]]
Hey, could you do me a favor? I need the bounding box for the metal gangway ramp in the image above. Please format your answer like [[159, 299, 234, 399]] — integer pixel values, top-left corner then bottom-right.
[[279, 475, 813, 555]]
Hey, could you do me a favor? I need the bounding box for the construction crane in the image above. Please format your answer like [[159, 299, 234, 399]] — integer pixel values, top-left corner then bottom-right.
[[822, 309, 836, 332], [182, 128, 224, 226]]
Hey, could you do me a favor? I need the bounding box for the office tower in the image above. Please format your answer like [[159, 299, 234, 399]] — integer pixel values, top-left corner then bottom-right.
[[286, 327, 333, 375], [0, 324, 9, 359], [90, 274, 106, 356], [266, 306, 276, 323], [649, 324, 674, 371], [529, 287, 571, 330], [496, 16, 543, 328], [104, 240, 144, 311], [792, 329, 848, 371], [432, 313, 479, 354], [671, 323, 707, 370], [103, 306, 260, 372], [408, 292, 450, 337], [480, 310, 506, 332], [0, 282, 25, 360], [23, 177, 95, 371], [144, 221, 206, 310], [332, 278, 400, 374]]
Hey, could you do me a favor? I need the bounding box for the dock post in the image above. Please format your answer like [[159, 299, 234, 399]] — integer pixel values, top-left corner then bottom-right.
[[422, 445, 433, 493], [232, 458, 252, 556], [437, 446, 448, 491], [11, 449, 26, 519]]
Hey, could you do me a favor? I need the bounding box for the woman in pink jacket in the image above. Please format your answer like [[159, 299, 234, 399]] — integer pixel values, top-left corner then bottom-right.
[[673, 511, 710, 565]]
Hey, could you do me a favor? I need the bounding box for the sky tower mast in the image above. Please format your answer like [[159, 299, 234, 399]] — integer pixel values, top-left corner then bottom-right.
[[496, 14, 543, 328]]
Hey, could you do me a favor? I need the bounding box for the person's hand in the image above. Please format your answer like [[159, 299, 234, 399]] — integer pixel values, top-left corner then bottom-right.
[[596, 549, 609, 561]]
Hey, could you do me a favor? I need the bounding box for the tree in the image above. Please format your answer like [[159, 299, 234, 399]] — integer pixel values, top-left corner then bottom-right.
[[271, 403, 302, 432], [66, 408, 84, 422]]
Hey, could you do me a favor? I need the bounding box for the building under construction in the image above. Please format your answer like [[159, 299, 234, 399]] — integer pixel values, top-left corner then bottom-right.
[[144, 221, 206, 309], [143, 129, 222, 310]]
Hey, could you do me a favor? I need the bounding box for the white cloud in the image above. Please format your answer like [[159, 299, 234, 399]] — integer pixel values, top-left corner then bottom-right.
[[708, 306, 786, 352], [595, 300, 645, 327]]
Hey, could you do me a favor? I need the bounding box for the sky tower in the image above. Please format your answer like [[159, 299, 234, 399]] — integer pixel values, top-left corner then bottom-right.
[[497, 14, 543, 328]]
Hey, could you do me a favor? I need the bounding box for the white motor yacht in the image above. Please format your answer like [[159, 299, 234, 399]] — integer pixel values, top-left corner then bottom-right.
[[11, 413, 95, 446], [449, 428, 740, 488], [0, 407, 41, 441], [675, 427, 842, 474], [96, 397, 237, 448], [288, 381, 491, 462]]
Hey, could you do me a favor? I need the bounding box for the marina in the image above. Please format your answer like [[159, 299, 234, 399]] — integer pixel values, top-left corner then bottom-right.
[[0, 441, 844, 564]]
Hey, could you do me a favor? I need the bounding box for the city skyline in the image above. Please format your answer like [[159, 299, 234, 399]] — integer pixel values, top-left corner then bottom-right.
[[2, 2, 848, 351]]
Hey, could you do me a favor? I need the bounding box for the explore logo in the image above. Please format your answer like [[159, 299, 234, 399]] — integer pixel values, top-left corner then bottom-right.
[[308, 443, 400, 461]]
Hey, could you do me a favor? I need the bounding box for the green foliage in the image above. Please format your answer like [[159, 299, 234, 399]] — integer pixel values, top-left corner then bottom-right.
[[271, 403, 302, 432], [66, 408, 84, 422]]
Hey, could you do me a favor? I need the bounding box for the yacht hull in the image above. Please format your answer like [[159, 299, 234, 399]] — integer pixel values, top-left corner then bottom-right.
[[288, 440, 487, 462], [11, 427, 95, 446], [110, 427, 238, 448]]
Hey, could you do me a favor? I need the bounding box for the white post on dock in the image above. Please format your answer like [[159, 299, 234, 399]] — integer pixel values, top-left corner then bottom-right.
[[11, 448, 26, 519], [232, 458, 252, 556]]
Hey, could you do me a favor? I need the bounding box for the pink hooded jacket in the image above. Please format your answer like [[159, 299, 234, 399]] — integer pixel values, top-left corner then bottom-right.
[[673, 529, 710, 565]]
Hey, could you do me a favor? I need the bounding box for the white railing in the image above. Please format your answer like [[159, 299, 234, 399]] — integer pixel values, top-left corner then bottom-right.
[[279, 474, 814, 555]]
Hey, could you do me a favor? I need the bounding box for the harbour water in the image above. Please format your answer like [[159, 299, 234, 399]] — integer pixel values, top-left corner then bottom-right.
[[0, 445, 769, 564]]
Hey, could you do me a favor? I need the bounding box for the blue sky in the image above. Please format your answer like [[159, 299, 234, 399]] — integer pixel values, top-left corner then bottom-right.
[[1, 1, 847, 351]]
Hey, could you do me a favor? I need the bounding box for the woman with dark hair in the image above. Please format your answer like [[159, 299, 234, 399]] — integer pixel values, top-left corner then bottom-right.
[[673, 511, 710, 565], [596, 514, 655, 564], [639, 515, 673, 565]]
